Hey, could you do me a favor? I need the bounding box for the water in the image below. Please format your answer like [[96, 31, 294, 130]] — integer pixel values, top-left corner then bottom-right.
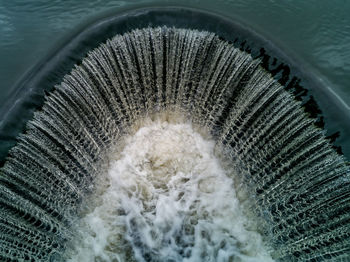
[[1, 1, 350, 106], [66, 120, 273, 261], [1, 27, 348, 261], [1, 0, 350, 158]]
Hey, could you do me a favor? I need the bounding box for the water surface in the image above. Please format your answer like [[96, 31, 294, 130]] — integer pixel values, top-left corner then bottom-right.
[[1, 0, 350, 157]]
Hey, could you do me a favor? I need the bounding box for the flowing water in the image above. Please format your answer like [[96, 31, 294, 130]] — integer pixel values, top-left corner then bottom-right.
[[1, 0, 350, 105], [1, 27, 349, 261], [1, 1, 350, 261], [1, 0, 350, 159], [66, 120, 273, 262]]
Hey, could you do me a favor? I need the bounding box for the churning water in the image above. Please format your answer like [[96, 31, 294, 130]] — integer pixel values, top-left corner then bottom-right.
[[1, 26, 349, 261], [66, 119, 273, 262], [1, 3, 350, 262]]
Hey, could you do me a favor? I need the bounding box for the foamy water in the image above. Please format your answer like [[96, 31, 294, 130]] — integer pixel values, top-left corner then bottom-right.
[[66, 120, 273, 262]]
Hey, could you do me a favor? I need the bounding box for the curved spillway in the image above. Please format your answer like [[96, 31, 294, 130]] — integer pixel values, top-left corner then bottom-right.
[[0, 27, 349, 261]]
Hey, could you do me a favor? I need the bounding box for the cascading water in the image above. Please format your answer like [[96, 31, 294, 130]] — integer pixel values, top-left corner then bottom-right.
[[0, 27, 349, 261]]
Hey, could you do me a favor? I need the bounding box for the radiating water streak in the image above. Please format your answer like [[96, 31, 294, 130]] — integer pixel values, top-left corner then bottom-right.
[[0, 27, 349, 261]]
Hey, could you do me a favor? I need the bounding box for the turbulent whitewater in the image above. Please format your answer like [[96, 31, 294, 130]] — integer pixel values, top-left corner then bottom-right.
[[0, 27, 349, 261], [66, 120, 273, 261]]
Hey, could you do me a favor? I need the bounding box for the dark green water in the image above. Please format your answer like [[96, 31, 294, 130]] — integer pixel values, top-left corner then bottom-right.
[[1, 0, 350, 159]]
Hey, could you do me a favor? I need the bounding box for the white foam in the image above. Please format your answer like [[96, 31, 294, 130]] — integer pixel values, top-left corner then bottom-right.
[[66, 120, 274, 262]]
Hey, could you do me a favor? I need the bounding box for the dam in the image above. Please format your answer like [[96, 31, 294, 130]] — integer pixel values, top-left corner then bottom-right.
[[0, 6, 350, 262]]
